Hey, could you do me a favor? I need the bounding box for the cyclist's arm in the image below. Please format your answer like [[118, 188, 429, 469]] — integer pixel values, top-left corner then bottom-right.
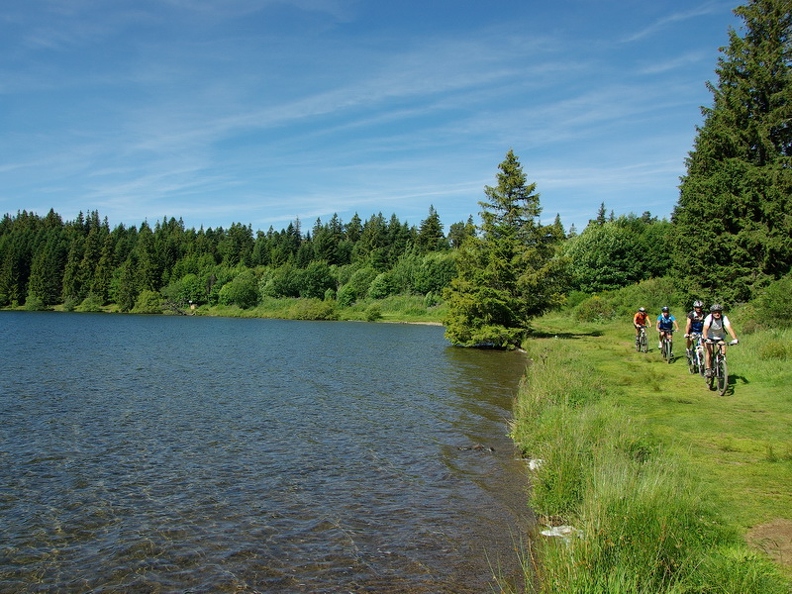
[[684, 317, 692, 334]]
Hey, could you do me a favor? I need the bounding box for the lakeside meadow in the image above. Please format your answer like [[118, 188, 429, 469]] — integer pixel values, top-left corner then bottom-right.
[[508, 303, 792, 593]]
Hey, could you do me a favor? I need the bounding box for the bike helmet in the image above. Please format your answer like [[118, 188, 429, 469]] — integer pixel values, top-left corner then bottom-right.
[[638, 307, 645, 312], [661, 306, 669, 312], [693, 300, 703, 308], [710, 304, 723, 312]]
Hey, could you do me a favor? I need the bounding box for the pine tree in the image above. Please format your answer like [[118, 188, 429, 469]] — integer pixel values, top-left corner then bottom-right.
[[416, 205, 446, 253], [672, 0, 792, 303], [443, 150, 563, 348]]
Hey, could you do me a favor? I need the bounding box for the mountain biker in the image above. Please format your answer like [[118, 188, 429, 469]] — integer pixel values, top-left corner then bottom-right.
[[683, 300, 706, 355], [633, 307, 650, 339], [656, 306, 679, 351], [703, 304, 738, 377]]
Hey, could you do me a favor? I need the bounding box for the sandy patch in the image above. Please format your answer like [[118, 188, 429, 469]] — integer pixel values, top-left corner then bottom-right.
[[746, 519, 792, 567]]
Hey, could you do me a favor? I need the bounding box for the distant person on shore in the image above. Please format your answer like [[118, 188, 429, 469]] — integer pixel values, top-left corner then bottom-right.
[[656, 306, 679, 351], [703, 304, 739, 377]]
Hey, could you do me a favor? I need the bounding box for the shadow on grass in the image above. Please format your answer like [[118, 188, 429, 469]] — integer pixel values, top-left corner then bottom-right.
[[721, 374, 750, 397]]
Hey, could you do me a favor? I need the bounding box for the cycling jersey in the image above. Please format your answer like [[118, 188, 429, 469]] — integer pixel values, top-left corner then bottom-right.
[[657, 314, 676, 331], [687, 310, 705, 334], [633, 312, 649, 326], [704, 314, 731, 340]]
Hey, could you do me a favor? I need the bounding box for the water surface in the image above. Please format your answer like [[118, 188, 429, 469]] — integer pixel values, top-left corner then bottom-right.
[[0, 312, 531, 593]]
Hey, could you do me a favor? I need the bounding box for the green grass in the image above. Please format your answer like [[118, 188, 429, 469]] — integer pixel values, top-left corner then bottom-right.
[[506, 313, 792, 593]]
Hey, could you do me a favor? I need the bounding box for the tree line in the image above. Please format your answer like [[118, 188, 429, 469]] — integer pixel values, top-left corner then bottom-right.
[[0, 207, 474, 312]]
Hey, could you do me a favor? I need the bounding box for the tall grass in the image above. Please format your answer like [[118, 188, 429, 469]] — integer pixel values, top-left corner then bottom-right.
[[510, 337, 791, 593]]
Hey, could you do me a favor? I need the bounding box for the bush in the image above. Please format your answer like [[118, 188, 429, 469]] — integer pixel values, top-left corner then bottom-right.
[[23, 295, 47, 311], [286, 298, 338, 321], [161, 273, 205, 304], [368, 272, 396, 299], [758, 339, 789, 361], [364, 304, 382, 322], [62, 295, 80, 312], [575, 295, 616, 322], [131, 290, 162, 314], [297, 261, 336, 300], [754, 275, 792, 327], [219, 270, 259, 308], [77, 294, 104, 312], [338, 266, 377, 306]]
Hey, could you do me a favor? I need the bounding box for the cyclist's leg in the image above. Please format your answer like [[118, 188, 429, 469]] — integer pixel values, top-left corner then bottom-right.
[[704, 340, 713, 375]]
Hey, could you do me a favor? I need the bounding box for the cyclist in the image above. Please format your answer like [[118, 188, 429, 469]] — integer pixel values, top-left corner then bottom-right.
[[703, 304, 739, 377], [683, 300, 706, 356], [656, 306, 679, 351], [633, 307, 650, 340]]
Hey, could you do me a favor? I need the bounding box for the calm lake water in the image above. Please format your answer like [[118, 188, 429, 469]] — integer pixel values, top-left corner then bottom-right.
[[0, 312, 532, 593]]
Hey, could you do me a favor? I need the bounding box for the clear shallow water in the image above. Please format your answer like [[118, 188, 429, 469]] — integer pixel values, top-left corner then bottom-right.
[[0, 312, 531, 593]]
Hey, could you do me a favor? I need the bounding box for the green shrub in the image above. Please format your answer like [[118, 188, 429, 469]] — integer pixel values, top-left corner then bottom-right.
[[219, 270, 259, 308], [336, 284, 357, 307], [23, 295, 47, 311], [286, 298, 337, 321], [759, 340, 789, 361], [368, 272, 396, 299], [131, 290, 162, 314], [62, 296, 79, 312], [754, 275, 792, 327], [575, 295, 616, 322], [424, 291, 438, 307], [77, 293, 104, 312], [364, 303, 382, 322]]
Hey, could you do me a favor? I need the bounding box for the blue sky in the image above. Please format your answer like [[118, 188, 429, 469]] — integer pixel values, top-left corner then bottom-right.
[[1, 1, 740, 235]]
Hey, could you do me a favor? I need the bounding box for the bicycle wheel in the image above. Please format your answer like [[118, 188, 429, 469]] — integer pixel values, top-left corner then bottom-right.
[[665, 339, 673, 363], [697, 347, 706, 377], [687, 348, 696, 374], [640, 332, 648, 353], [717, 356, 729, 396]]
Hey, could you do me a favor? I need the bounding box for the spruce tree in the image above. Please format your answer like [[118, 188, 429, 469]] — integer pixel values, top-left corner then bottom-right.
[[444, 150, 563, 348], [672, 0, 792, 303]]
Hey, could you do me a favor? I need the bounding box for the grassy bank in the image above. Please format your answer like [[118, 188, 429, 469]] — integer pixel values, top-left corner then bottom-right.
[[508, 312, 792, 593], [41, 293, 447, 324]]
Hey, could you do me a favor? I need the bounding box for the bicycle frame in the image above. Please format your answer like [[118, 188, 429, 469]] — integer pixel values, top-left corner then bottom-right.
[[706, 339, 729, 395], [660, 331, 674, 363], [636, 326, 648, 353], [687, 333, 704, 375]]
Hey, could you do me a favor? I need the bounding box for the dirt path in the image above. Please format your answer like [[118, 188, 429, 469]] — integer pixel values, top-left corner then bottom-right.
[[747, 519, 792, 568]]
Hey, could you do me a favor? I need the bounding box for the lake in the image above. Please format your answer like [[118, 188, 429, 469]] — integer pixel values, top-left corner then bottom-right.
[[0, 312, 532, 593]]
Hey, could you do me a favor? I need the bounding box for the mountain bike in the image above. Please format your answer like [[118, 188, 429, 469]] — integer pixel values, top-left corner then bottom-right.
[[686, 333, 704, 375], [660, 331, 674, 363], [707, 339, 737, 396], [635, 326, 648, 353]]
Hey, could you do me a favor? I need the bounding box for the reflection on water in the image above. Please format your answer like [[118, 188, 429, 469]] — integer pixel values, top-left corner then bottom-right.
[[0, 312, 531, 593]]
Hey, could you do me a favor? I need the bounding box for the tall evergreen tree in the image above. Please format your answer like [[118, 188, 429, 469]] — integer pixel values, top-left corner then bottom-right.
[[416, 205, 446, 253], [444, 150, 563, 348], [672, 0, 792, 303]]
